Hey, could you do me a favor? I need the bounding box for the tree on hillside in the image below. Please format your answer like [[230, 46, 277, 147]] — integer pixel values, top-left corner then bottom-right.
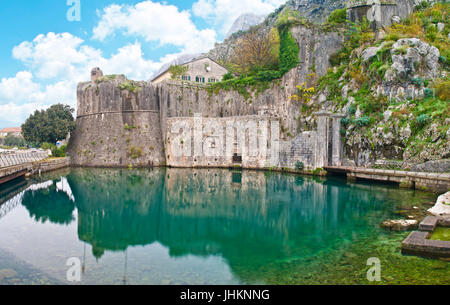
[[231, 27, 280, 75], [22, 104, 76, 145]]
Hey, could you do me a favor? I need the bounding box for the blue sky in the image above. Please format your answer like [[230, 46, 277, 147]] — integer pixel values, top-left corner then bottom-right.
[[0, 0, 285, 128]]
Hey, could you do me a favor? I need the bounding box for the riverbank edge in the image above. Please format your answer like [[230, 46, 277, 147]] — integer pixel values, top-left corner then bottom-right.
[[68, 162, 449, 194]]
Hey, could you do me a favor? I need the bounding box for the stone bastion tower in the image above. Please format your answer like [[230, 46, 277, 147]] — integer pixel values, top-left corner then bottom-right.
[[67, 68, 166, 167]]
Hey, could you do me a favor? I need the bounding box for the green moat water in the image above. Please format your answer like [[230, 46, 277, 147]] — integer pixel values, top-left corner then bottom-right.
[[0, 168, 448, 285]]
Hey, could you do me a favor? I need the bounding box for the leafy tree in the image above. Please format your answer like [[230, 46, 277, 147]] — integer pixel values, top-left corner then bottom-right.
[[22, 104, 76, 145], [168, 64, 189, 80], [222, 72, 235, 81], [231, 27, 280, 75], [3, 133, 26, 147]]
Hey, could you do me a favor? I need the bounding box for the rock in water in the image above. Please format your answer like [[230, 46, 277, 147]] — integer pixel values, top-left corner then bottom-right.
[[381, 219, 418, 231]]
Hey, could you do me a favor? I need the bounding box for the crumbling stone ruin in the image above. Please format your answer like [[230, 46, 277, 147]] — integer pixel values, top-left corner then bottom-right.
[[346, 0, 433, 29]]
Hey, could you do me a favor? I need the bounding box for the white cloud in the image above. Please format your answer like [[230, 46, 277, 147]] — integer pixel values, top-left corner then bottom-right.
[[2, 32, 182, 127], [0, 102, 48, 128], [0, 71, 41, 102], [0, 71, 76, 127], [12, 33, 102, 80], [99, 43, 163, 80], [192, 0, 285, 35], [93, 1, 217, 54]]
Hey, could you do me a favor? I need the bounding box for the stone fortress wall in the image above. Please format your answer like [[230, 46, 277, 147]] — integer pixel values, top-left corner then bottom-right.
[[69, 73, 166, 167], [67, 25, 346, 170]]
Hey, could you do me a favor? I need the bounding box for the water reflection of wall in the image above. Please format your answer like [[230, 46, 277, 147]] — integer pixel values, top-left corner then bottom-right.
[[8, 168, 426, 281], [63, 169, 399, 262]]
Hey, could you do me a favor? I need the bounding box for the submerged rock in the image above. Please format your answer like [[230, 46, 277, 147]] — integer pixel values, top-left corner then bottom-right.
[[381, 219, 418, 231]]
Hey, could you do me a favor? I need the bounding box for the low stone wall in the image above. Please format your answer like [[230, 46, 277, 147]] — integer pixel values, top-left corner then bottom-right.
[[326, 166, 450, 193], [0, 152, 48, 168], [0, 164, 30, 184], [351, 169, 449, 193], [411, 159, 450, 174], [32, 158, 70, 174]]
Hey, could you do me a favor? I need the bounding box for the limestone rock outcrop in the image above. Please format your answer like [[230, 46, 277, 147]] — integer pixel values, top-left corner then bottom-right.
[[385, 38, 440, 83], [428, 192, 450, 216]]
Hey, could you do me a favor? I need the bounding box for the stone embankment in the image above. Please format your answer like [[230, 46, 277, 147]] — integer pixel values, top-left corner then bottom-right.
[[0, 151, 70, 185], [325, 166, 450, 193], [32, 158, 71, 175], [0, 151, 48, 168]]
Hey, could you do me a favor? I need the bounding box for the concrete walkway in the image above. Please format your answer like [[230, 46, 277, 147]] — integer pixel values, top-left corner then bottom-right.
[[0, 151, 49, 184], [324, 166, 450, 193]]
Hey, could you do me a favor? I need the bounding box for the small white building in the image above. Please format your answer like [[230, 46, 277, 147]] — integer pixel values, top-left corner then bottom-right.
[[151, 56, 229, 84], [0, 127, 22, 138]]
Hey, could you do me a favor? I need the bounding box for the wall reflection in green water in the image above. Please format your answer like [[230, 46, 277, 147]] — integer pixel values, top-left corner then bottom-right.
[[0, 168, 447, 285]]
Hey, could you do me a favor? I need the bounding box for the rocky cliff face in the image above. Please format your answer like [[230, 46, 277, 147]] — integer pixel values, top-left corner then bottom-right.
[[285, 0, 345, 23], [308, 3, 449, 170], [225, 14, 267, 39], [208, 0, 346, 63]]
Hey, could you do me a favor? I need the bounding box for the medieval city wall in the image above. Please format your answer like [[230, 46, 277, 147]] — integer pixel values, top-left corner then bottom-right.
[[68, 25, 345, 169]]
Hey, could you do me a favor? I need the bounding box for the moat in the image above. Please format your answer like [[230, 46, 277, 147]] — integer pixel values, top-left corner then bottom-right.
[[0, 168, 448, 285]]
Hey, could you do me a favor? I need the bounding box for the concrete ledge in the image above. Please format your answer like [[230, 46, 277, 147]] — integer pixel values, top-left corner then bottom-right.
[[402, 194, 450, 258], [419, 216, 439, 232], [402, 231, 450, 258], [325, 166, 450, 193], [32, 158, 70, 174]]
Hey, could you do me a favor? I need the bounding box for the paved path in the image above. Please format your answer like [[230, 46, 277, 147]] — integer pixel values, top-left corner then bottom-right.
[[324, 166, 450, 193], [0, 152, 48, 168]]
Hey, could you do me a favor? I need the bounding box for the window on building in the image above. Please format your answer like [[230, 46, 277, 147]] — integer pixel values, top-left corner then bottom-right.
[[208, 78, 216, 83], [196, 76, 205, 83]]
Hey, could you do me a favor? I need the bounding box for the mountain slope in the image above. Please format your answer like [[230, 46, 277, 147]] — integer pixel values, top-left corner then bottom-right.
[[225, 14, 267, 39]]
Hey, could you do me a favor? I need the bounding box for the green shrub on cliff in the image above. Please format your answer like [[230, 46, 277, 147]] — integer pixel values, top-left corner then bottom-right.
[[327, 8, 347, 25], [119, 81, 142, 93], [278, 26, 300, 74], [209, 20, 300, 99], [128, 146, 143, 159]]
